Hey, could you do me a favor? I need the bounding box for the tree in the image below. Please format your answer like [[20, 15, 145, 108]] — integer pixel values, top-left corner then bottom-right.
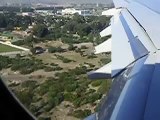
[[73, 14, 85, 23], [15, 90, 33, 108], [68, 44, 77, 51], [63, 21, 77, 33], [76, 23, 92, 36], [0, 15, 7, 28], [48, 46, 64, 53], [30, 47, 36, 55], [72, 109, 91, 118], [33, 24, 48, 38]]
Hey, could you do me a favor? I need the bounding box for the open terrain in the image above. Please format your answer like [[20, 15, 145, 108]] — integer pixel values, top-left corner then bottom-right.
[[0, 13, 111, 120], [1, 40, 111, 120]]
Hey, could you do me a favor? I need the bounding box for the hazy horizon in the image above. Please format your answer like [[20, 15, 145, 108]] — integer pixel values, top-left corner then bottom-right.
[[0, 0, 113, 5]]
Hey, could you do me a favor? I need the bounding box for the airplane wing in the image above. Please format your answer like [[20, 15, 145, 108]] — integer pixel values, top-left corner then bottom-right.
[[86, 0, 160, 120]]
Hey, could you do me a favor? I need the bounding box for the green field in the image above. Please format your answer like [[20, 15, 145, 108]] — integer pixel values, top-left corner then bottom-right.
[[0, 44, 21, 53]]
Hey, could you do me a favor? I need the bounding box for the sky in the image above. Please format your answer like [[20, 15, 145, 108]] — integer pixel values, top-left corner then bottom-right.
[[0, 0, 113, 4]]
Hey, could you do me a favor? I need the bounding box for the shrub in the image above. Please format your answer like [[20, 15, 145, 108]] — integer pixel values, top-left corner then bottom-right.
[[48, 46, 64, 53], [68, 44, 77, 51], [91, 80, 102, 87], [72, 109, 91, 118], [81, 45, 88, 49]]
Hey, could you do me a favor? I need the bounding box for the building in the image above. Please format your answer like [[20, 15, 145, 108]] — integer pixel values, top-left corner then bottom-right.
[[22, 12, 34, 16], [61, 8, 92, 16], [62, 8, 77, 15], [101, 8, 119, 16], [35, 10, 54, 16], [79, 10, 93, 16]]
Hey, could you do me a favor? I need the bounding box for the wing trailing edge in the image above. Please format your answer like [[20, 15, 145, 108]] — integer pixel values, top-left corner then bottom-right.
[[100, 26, 111, 38], [87, 62, 111, 79]]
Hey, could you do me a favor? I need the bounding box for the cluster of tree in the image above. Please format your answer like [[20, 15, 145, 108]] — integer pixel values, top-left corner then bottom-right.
[[55, 54, 74, 63], [12, 35, 44, 47], [0, 12, 111, 47], [81, 45, 88, 49], [6, 14, 111, 47], [68, 44, 77, 51], [91, 80, 103, 87], [44, 66, 63, 72], [61, 34, 81, 44], [87, 53, 97, 59], [0, 55, 12, 70], [48, 46, 65, 53], [15, 81, 37, 108], [12, 80, 108, 119], [24, 14, 110, 44], [71, 109, 91, 119], [8, 56, 45, 74], [0, 55, 62, 74], [13, 67, 105, 118], [0, 13, 32, 30], [0, 15, 7, 28], [62, 15, 110, 37], [32, 24, 48, 38], [0, 6, 34, 12]]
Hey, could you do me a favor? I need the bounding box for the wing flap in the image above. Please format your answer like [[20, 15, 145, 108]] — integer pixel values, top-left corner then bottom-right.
[[95, 38, 111, 54], [87, 62, 111, 79], [111, 13, 135, 76], [111, 10, 150, 77], [121, 9, 156, 53], [100, 26, 111, 38]]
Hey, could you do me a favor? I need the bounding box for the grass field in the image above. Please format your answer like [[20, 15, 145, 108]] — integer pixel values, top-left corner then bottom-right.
[[0, 44, 21, 53]]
